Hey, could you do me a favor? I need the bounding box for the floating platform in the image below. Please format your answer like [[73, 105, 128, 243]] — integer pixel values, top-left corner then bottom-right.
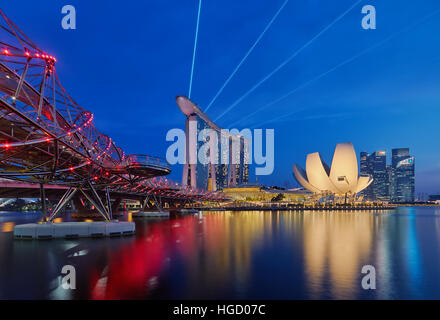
[[178, 208, 200, 215], [13, 221, 135, 240], [132, 211, 169, 218]]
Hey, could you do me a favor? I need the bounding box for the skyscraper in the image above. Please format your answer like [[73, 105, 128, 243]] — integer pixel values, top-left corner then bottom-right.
[[359, 151, 374, 200], [177, 96, 249, 191], [371, 151, 390, 201], [360, 148, 415, 202], [391, 148, 415, 202], [359, 151, 390, 201], [360, 151, 369, 173], [386, 165, 392, 199]]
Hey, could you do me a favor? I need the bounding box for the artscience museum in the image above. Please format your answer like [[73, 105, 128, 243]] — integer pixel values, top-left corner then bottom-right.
[[293, 143, 373, 201]]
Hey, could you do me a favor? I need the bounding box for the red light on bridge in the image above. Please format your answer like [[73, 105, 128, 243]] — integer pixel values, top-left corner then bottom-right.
[[94, 176, 98, 180], [3, 49, 9, 54], [25, 52, 30, 57]]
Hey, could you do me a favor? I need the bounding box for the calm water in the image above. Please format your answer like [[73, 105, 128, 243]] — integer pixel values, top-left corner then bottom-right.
[[1, 207, 440, 300]]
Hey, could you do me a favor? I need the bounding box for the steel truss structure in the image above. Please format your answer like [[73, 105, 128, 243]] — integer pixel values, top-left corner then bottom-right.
[[0, 9, 226, 220]]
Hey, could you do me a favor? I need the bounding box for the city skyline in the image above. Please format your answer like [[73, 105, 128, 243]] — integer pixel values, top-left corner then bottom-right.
[[360, 148, 415, 202], [1, 1, 440, 305], [1, 0, 438, 194]]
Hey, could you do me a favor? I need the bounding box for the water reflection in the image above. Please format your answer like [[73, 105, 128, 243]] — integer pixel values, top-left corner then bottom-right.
[[1, 222, 15, 232], [90, 212, 272, 299], [302, 211, 375, 299], [404, 208, 422, 297], [0, 208, 440, 299]]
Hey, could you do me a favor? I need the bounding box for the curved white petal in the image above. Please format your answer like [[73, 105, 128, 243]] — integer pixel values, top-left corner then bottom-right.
[[306, 153, 340, 193], [355, 175, 373, 193], [329, 142, 358, 194], [293, 164, 320, 193]]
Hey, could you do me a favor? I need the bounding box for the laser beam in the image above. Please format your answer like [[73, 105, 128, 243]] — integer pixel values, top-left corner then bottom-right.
[[245, 8, 440, 129], [188, 0, 203, 99], [214, 0, 363, 123], [204, 0, 289, 112]]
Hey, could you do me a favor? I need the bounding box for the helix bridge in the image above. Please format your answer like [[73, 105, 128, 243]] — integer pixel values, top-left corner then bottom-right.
[[0, 9, 225, 222]]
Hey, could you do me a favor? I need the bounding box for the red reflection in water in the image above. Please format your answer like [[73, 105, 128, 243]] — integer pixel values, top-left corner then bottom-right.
[[90, 217, 201, 299]]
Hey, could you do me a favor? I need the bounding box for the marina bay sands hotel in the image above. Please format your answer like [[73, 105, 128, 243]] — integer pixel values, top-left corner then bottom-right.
[[176, 96, 249, 191]]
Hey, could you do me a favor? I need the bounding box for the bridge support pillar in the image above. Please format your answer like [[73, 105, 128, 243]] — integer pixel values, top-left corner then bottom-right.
[[151, 194, 163, 211], [48, 182, 113, 222], [111, 197, 122, 213], [105, 186, 112, 220], [40, 183, 47, 222], [79, 181, 111, 221], [48, 187, 78, 222], [141, 195, 150, 211]]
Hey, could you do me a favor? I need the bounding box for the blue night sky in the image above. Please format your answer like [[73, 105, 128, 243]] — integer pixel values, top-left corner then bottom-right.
[[3, 1, 439, 194]]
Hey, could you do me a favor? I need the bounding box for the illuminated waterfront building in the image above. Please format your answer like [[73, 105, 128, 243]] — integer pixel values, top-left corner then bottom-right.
[[227, 135, 250, 186], [292, 143, 373, 201], [391, 148, 415, 202], [221, 185, 311, 202], [359, 152, 374, 200], [176, 96, 249, 191], [372, 151, 390, 201], [360, 151, 390, 201], [360, 148, 414, 202]]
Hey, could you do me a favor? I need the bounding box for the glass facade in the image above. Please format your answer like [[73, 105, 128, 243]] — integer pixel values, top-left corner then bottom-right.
[[359, 151, 373, 200], [194, 116, 211, 190], [228, 136, 250, 186], [372, 151, 390, 201], [359, 151, 390, 201], [360, 148, 415, 202], [391, 148, 415, 202], [184, 113, 250, 191]]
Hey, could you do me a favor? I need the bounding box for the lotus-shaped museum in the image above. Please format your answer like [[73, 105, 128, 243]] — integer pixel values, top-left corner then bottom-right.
[[293, 142, 373, 196]]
